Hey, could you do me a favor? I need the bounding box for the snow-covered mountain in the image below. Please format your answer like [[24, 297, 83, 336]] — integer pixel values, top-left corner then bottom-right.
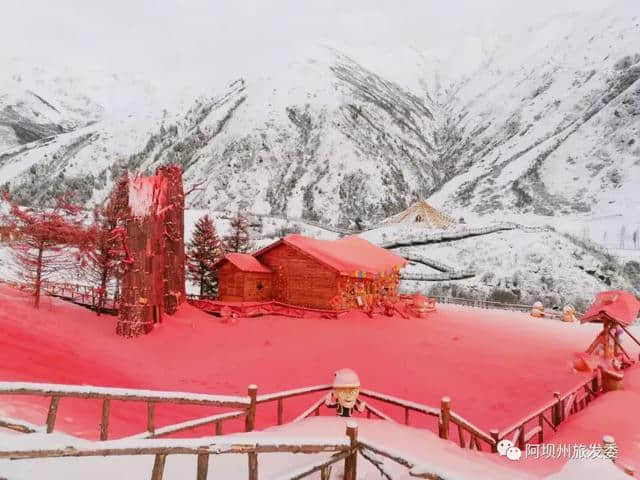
[[430, 4, 640, 220], [0, 2, 638, 230]]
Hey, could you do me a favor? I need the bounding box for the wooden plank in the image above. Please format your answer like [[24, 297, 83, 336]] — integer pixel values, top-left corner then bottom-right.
[[46, 396, 60, 433], [0, 382, 250, 408], [457, 424, 466, 448], [537, 414, 544, 443], [256, 385, 332, 404], [449, 412, 495, 446], [129, 410, 247, 439], [540, 413, 557, 432], [439, 397, 450, 440], [563, 393, 576, 419], [147, 402, 155, 434], [358, 390, 440, 416], [474, 435, 482, 451], [510, 428, 520, 446], [151, 454, 166, 480], [0, 440, 351, 459], [0, 416, 43, 434], [524, 426, 542, 444], [344, 423, 358, 480], [100, 399, 110, 441], [248, 452, 258, 480], [293, 396, 327, 423], [245, 385, 258, 432], [196, 452, 209, 480], [364, 404, 395, 422]]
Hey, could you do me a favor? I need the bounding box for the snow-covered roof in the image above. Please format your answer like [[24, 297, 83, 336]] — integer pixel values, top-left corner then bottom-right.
[[220, 253, 272, 273], [254, 234, 407, 277], [580, 290, 640, 326], [381, 200, 455, 229]]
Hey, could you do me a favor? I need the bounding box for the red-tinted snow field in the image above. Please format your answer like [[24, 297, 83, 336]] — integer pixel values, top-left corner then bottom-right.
[[2, 283, 626, 445]]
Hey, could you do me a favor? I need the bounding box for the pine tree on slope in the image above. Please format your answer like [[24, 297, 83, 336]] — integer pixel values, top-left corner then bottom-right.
[[225, 211, 251, 253], [187, 215, 225, 296]]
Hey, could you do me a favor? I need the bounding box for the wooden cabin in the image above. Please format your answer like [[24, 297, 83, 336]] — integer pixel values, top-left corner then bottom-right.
[[216, 253, 273, 302], [252, 235, 407, 310]]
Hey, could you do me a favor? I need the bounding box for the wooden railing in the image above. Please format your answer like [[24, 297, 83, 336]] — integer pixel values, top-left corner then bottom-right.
[[0, 381, 253, 440], [40, 280, 119, 312], [0, 429, 358, 480], [435, 295, 582, 319], [495, 372, 601, 452], [0, 374, 606, 467]]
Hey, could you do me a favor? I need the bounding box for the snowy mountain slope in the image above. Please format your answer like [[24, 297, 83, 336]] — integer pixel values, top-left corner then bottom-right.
[[1, 48, 444, 228], [0, 66, 103, 151], [359, 223, 639, 311], [429, 3, 640, 219]]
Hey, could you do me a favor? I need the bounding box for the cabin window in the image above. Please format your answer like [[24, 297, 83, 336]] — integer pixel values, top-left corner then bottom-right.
[[256, 281, 264, 291], [415, 215, 423, 222]]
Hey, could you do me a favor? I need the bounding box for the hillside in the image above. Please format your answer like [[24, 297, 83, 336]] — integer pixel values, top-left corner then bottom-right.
[[430, 3, 640, 220], [1, 4, 639, 230]]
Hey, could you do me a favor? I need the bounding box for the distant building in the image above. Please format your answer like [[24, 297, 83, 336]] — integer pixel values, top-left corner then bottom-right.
[[382, 200, 455, 229]]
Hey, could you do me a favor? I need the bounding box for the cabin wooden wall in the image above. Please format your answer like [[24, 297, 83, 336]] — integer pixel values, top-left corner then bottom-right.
[[218, 264, 273, 302], [218, 263, 245, 302], [243, 272, 272, 302], [257, 244, 338, 309]]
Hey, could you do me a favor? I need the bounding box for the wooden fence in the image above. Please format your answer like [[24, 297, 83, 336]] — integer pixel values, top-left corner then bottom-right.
[[0, 381, 253, 441], [495, 372, 601, 452], [0, 429, 357, 480], [0, 372, 607, 478], [435, 295, 580, 319], [40, 280, 119, 313]]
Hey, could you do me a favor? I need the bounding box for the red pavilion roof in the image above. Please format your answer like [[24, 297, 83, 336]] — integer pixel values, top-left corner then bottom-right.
[[580, 290, 640, 326]]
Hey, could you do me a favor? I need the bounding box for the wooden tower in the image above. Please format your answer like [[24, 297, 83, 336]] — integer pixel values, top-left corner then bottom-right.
[[116, 167, 186, 337]]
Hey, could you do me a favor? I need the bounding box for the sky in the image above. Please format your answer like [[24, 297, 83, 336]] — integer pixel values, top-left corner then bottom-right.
[[2, 0, 617, 75]]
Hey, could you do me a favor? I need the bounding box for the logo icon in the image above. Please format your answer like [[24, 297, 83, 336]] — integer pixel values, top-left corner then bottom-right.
[[497, 439, 522, 461]]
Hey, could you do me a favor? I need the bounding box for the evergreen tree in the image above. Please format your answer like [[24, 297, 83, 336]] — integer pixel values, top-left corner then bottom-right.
[[187, 215, 224, 296], [225, 211, 251, 253]]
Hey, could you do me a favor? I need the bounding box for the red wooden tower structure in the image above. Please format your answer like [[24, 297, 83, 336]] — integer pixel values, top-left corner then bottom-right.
[[116, 166, 186, 336]]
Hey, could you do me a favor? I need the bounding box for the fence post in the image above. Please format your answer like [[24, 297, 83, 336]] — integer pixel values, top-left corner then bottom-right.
[[490, 429, 499, 453], [245, 384, 258, 432], [147, 402, 155, 434], [248, 452, 258, 480], [100, 399, 110, 441], [46, 396, 60, 433], [197, 451, 210, 480], [552, 392, 562, 427], [439, 397, 451, 440], [344, 422, 358, 480], [517, 424, 525, 451], [277, 398, 283, 425], [151, 454, 167, 480]]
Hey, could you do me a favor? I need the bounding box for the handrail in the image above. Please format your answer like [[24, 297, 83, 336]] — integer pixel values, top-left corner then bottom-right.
[[257, 385, 332, 404], [358, 389, 440, 416], [497, 372, 600, 446], [126, 410, 247, 439], [448, 412, 495, 446], [0, 381, 250, 407], [0, 437, 351, 459]]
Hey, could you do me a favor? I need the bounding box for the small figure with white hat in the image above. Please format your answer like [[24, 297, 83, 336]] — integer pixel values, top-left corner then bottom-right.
[[325, 368, 366, 417]]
